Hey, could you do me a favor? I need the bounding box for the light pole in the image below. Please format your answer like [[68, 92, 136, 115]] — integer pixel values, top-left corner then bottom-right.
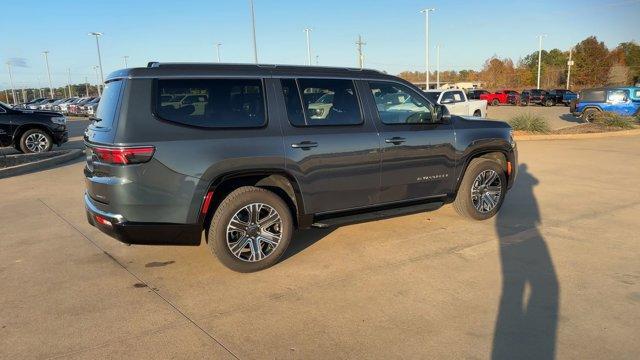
[[536, 34, 547, 89], [6, 62, 17, 105], [436, 44, 441, 88], [316, 55, 319, 65], [123, 56, 129, 68], [67, 68, 72, 97], [93, 66, 101, 96], [356, 35, 366, 69], [304, 28, 312, 65], [42, 51, 54, 98], [420, 8, 435, 90], [84, 76, 89, 97], [216, 43, 222, 62], [249, 0, 258, 63], [89, 32, 105, 87], [566, 47, 573, 90]]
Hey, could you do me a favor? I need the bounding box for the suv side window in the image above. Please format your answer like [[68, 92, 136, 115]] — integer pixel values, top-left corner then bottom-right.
[[607, 89, 629, 103], [368, 81, 432, 125], [155, 79, 265, 128], [281, 78, 362, 126]]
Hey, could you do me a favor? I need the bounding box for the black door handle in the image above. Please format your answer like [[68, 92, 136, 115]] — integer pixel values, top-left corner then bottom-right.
[[291, 141, 318, 149], [385, 137, 406, 145]]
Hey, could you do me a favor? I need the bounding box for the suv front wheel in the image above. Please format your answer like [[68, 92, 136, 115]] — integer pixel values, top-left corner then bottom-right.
[[208, 186, 293, 272], [453, 158, 507, 220], [20, 129, 53, 153]]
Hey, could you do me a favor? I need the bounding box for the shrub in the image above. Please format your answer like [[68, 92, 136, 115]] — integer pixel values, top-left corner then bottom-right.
[[508, 113, 551, 133], [592, 112, 637, 129]]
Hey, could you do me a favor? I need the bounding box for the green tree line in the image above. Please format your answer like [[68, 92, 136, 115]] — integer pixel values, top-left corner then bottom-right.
[[399, 36, 640, 91]]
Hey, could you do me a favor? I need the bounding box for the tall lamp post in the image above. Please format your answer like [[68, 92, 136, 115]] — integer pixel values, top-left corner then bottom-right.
[[92, 66, 101, 96], [123, 56, 129, 68], [216, 43, 222, 62], [42, 51, 54, 98], [89, 32, 105, 89], [249, 0, 258, 63], [304, 28, 313, 66], [536, 34, 547, 89], [420, 8, 435, 90], [6, 62, 17, 105]]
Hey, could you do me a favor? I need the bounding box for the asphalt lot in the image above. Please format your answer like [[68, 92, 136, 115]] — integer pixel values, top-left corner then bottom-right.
[[1, 133, 639, 359]]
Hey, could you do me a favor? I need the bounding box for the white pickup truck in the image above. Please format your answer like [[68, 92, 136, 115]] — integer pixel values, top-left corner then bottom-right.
[[424, 89, 487, 118]]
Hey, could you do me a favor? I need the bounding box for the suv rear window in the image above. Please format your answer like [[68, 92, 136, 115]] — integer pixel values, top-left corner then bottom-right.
[[93, 80, 123, 129], [281, 78, 362, 126], [155, 79, 266, 128]]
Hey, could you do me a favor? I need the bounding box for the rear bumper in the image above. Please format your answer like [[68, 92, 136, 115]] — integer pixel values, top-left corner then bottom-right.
[[84, 194, 202, 246]]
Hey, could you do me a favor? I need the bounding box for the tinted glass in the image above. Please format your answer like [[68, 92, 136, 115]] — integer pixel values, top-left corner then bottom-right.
[[441, 91, 455, 103], [281, 79, 306, 126], [286, 78, 362, 126], [369, 81, 432, 125], [452, 91, 465, 102], [424, 92, 441, 102], [93, 80, 123, 129], [156, 79, 265, 128], [580, 90, 605, 102]]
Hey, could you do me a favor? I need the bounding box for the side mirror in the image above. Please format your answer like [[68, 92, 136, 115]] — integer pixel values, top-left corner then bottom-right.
[[432, 104, 450, 123], [440, 98, 453, 104]]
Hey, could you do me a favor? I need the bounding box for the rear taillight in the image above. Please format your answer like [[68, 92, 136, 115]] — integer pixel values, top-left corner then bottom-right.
[[92, 146, 155, 165]]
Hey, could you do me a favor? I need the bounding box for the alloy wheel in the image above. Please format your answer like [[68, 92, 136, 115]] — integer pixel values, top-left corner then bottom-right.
[[25, 133, 49, 153], [226, 203, 283, 262], [471, 170, 502, 213]]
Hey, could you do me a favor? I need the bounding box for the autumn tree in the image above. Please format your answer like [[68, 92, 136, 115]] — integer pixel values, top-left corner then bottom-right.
[[479, 57, 515, 89], [572, 36, 612, 87]]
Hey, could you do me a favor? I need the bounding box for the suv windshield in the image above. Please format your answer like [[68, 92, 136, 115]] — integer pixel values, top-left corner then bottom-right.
[[92, 80, 123, 129]]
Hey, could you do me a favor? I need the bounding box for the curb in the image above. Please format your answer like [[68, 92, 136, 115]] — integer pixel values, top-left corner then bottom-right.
[[514, 128, 640, 141], [0, 149, 84, 179]]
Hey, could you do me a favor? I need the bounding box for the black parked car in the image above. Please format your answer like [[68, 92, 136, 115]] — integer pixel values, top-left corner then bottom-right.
[[520, 89, 554, 106], [0, 101, 68, 153], [467, 89, 489, 100], [84, 63, 517, 272], [547, 89, 576, 106]]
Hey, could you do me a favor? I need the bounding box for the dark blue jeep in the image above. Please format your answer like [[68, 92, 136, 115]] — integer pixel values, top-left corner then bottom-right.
[[571, 87, 640, 121]]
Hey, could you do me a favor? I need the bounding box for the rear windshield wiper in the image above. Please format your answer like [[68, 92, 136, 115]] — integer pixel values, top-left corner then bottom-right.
[[90, 117, 102, 123]]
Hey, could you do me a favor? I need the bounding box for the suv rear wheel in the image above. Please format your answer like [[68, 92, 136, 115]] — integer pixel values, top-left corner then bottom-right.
[[492, 99, 499, 106], [208, 186, 293, 272], [20, 129, 53, 153], [453, 158, 507, 220], [582, 108, 598, 122]]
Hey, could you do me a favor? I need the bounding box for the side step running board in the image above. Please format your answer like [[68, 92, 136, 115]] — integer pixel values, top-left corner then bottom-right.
[[311, 202, 443, 228]]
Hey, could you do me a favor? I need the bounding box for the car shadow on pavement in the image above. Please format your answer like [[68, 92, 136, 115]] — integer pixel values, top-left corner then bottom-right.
[[492, 164, 559, 360], [559, 113, 584, 125]]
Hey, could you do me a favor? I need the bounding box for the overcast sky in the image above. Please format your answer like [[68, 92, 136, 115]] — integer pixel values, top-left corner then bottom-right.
[[1, 0, 639, 89]]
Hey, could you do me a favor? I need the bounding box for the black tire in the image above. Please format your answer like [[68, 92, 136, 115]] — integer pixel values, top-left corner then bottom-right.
[[544, 99, 555, 107], [582, 108, 598, 122], [208, 186, 293, 272], [520, 100, 528, 106], [492, 99, 499, 106], [453, 158, 507, 220], [19, 129, 53, 153], [473, 110, 482, 117]]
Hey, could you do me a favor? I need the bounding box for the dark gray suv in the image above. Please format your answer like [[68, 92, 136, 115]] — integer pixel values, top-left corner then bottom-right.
[[84, 63, 517, 272]]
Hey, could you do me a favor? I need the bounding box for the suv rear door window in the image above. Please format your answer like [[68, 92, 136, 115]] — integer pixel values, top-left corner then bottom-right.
[[93, 80, 123, 129], [155, 79, 265, 128], [282, 78, 362, 126], [580, 90, 605, 102]]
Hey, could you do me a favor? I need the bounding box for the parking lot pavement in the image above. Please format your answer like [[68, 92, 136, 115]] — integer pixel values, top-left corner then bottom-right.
[[1, 136, 639, 359], [487, 104, 582, 130]]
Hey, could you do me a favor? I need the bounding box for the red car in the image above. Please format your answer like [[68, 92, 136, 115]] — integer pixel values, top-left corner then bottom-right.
[[480, 90, 519, 106]]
